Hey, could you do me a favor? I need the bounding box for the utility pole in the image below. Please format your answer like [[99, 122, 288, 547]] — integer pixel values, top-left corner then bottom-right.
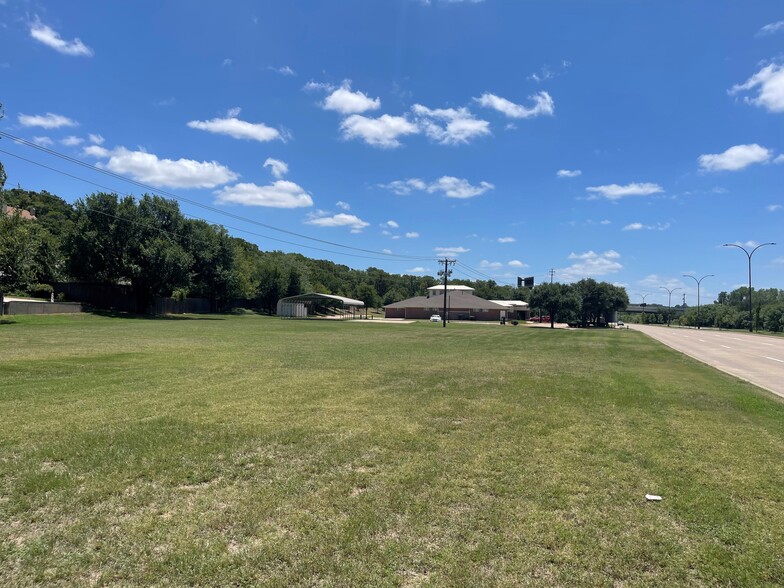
[[549, 268, 555, 284], [439, 258, 455, 328]]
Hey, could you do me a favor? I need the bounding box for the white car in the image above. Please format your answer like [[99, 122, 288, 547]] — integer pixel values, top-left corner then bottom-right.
[[429, 314, 442, 322]]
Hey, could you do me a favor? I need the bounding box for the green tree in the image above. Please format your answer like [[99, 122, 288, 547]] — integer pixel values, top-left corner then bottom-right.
[[530, 282, 581, 328], [762, 303, 784, 333]]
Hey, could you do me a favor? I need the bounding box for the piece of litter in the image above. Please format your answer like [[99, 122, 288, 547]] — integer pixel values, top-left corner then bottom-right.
[[645, 494, 663, 501]]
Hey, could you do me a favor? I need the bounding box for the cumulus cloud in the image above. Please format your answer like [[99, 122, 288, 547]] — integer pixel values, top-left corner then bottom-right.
[[60, 135, 83, 147], [406, 267, 429, 273], [757, 21, 784, 36], [474, 91, 555, 119], [766, 204, 782, 212], [559, 250, 623, 281], [405, 232, 419, 238], [340, 114, 419, 148], [263, 158, 289, 179], [322, 81, 381, 114], [305, 212, 370, 232], [497, 237, 515, 243], [336, 200, 351, 210], [508, 260, 527, 268], [434, 246, 470, 256], [84, 146, 238, 189], [222, 58, 233, 67], [622, 221, 670, 231], [698, 144, 772, 172], [411, 104, 490, 145], [32, 136, 53, 146], [269, 65, 296, 76], [382, 220, 399, 228], [303, 81, 336, 92], [776, 154, 784, 164], [557, 169, 582, 178], [187, 114, 281, 142], [379, 176, 493, 199], [18, 112, 77, 129], [215, 181, 313, 208], [480, 260, 503, 269], [88, 133, 104, 145], [729, 63, 784, 113], [29, 18, 93, 57], [586, 182, 664, 200], [428, 176, 494, 199]]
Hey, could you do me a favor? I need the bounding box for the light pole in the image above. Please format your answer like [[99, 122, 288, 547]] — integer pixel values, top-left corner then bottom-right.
[[660, 286, 682, 327], [636, 293, 650, 323], [722, 242, 776, 332], [683, 274, 713, 329]]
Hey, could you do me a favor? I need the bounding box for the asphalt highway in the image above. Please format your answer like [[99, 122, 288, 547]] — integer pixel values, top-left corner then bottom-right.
[[629, 324, 784, 400]]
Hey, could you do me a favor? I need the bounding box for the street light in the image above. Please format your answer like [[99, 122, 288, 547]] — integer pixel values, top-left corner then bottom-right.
[[636, 293, 650, 323], [682, 274, 713, 329], [660, 286, 682, 327], [722, 242, 776, 332]]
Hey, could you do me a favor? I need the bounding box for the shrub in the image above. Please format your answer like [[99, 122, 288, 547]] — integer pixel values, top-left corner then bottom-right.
[[30, 283, 53, 299]]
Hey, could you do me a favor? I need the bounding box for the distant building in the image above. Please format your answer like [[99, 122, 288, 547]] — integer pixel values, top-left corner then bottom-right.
[[384, 285, 530, 321], [1, 203, 37, 220]]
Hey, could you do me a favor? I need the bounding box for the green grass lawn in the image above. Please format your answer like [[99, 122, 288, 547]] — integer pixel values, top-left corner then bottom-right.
[[1, 314, 783, 586]]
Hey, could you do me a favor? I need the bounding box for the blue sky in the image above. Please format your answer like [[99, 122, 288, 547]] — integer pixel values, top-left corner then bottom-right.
[[1, 0, 782, 306]]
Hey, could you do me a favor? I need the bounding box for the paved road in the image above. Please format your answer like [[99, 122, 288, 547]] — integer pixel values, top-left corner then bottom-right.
[[629, 324, 784, 399]]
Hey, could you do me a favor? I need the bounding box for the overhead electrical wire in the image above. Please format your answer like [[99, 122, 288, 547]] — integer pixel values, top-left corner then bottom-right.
[[0, 147, 434, 263], [0, 131, 433, 262]]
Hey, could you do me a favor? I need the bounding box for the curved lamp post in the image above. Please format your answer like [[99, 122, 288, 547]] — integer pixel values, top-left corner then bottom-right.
[[636, 293, 650, 322], [682, 274, 713, 329], [722, 242, 776, 332], [660, 286, 682, 327]]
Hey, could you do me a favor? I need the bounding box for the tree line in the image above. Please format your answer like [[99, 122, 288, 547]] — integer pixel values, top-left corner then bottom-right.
[[529, 280, 629, 328], [1, 187, 538, 313]]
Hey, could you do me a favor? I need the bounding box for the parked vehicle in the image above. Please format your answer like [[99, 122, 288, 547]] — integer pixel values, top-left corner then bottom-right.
[[429, 314, 442, 322]]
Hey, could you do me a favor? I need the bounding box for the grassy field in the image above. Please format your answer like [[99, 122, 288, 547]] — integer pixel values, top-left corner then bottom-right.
[[1, 313, 783, 586]]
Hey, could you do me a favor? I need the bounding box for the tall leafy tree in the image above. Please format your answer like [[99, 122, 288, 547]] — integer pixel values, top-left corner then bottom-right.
[[530, 282, 581, 328]]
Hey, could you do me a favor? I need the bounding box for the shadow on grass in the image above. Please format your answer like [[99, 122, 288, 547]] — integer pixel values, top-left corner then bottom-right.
[[86, 309, 225, 321], [0, 318, 18, 325]]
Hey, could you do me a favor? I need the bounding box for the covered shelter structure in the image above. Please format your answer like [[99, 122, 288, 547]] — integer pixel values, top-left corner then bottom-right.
[[277, 292, 364, 319], [384, 285, 530, 321]]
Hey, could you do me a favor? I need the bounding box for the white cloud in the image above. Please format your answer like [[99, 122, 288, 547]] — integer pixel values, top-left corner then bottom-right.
[[31, 136, 53, 146], [427, 176, 494, 199], [222, 58, 233, 67], [623, 222, 644, 231], [336, 200, 351, 210], [508, 260, 527, 268], [405, 232, 419, 238], [82, 145, 110, 158], [322, 81, 381, 114], [263, 157, 289, 179], [772, 256, 784, 265], [303, 81, 336, 92], [434, 246, 470, 256], [767, 204, 782, 212], [474, 91, 555, 119], [61, 135, 83, 147], [187, 115, 281, 142], [88, 133, 104, 145], [497, 237, 515, 243], [86, 146, 238, 189], [586, 182, 664, 200], [305, 212, 370, 232], [480, 260, 503, 269], [340, 114, 419, 148], [411, 104, 490, 145], [559, 250, 623, 281], [382, 248, 393, 254], [698, 144, 771, 172], [557, 169, 582, 178], [757, 21, 784, 36], [269, 65, 296, 76], [18, 112, 77, 129], [383, 220, 399, 228], [407, 267, 429, 273], [600, 219, 612, 225], [30, 18, 93, 57], [227, 107, 242, 118], [623, 221, 671, 231], [378, 178, 427, 195], [729, 63, 784, 113], [215, 181, 313, 208], [774, 154, 784, 164], [379, 176, 493, 199]]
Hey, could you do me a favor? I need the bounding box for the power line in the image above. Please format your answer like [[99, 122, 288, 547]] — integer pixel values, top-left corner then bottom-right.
[[0, 132, 432, 261], [0, 145, 431, 263]]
